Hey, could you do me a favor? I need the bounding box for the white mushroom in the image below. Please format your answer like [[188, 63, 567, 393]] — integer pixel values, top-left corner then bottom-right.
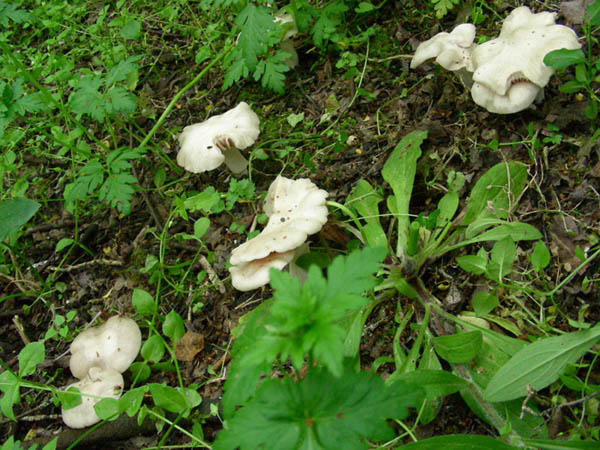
[[61, 367, 124, 429], [470, 6, 580, 114], [411, 23, 477, 72], [229, 176, 328, 291], [177, 102, 260, 174], [70, 316, 142, 379]]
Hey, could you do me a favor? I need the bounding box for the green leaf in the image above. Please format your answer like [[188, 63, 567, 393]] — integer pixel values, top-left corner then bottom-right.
[[456, 254, 487, 275], [433, 331, 482, 363], [94, 397, 120, 420], [470, 222, 541, 243], [398, 434, 517, 449], [0, 370, 20, 420], [120, 20, 141, 40], [0, 198, 40, 241], [141, 335, 165, 363], [559, 79, 585, 94], [132, 288, 156, 316], [163, 310, 185, 342], [56, 386, 82, 410], [472, 292, 499, 316], [240, 247, 386, 377], [431, 0, 461, 18], [194, 217, 210, 239], [486, 237, 516, 282], [462, 162, 528, 226], [382, 130, 427, 255], [18, 341, 44, 377], [543, 49, 586, 70], [391, 369, 467, 400], [98, 172, 137, 215], [235, 4, 276, 70], [119, 387, 146, 417], [184, 187, 221, 214], [345, 179, 387, 248], [530, 240, 550, 272], [588, 0, 600, 26], [522, 439, 600, 450], [484, 326, 600, 402], [0, 1, 31, 26], [149, 383, 188, 414], [253, 50, 290, 94], [214, 366, 424, 450]]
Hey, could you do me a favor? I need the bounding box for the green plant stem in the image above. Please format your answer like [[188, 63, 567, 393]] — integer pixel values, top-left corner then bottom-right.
[[326, 200, 367, 237], [146, 409, 211, 449], [135, 42, 235, 161]]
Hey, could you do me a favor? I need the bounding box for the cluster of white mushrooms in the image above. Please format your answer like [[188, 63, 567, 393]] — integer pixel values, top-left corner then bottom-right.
[[411, 6, 581, 114], [177, 101, 328, 291], [61, 316, 141, 428]]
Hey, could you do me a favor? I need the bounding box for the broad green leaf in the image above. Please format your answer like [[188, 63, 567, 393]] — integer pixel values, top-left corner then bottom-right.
[[0, 370, 20, 420], [120, 20, 141, 40], [530, 240, 550, 272], [486, 237, 516, 282], [391, 369, 467, 399], [462, 162, 528, 226], [18, 341, 45, 377], [398, 434, 517, 449], [56, 386, 82, 410], [589, 0, 600, 26], [141, 335, 165, 363], [465, 218, 506, 239], [194, 217, 210, 239], [149, 383, 188, 414], [163, 310, 185, 342], [472, 292, 499, 316], [433, 331, 482, 363], [435, 191, 458, 231], [132, 288, 156, 316], [522, 439, 600, 449], [119, 387, 146, 417], [484, 326, 600, 402], [543, 49, 586, 70], [0, 198, 40, 241], [94, 397, 120, 420], [469, 222, 541, 243], [214, 366, 424, 450], [456, 254, 487, 275], [382, 130, 427, 255], [345, 179, 387, 248]]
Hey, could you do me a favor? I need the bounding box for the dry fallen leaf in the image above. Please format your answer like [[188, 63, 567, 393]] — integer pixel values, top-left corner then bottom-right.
[[175, 330, 204, 362]]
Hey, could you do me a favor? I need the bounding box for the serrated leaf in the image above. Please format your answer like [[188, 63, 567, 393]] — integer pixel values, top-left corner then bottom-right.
[[214, 366, 424, 450], [235, 4, 276, 70], [253, 51, 290, 93], [484, 326, 600, 402], [98, 172, 137, 214], [0, 2, 31, 26]]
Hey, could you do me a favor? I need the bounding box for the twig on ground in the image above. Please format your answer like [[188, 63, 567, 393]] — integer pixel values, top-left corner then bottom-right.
[[47, 259, 124, 273]]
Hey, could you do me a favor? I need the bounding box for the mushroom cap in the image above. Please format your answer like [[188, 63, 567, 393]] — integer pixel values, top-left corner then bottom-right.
[[70, 316, 142, 379], [61, 367, 124, 429], [176, 102, 260, 173], [470, 6, 580, 113], [411, 23, 476, 71], [229, 176, 328, 290], [230, 249, 296, 291]]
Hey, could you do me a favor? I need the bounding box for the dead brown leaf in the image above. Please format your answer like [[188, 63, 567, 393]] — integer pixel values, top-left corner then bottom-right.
[[175, 330, 204, 362]]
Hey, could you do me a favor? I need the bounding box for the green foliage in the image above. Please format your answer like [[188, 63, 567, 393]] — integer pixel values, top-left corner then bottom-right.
[[430, 0, 461, 19], [0, 1, 31, 27], [0, 436, 57, 450], [543, 0, 600, 120], [63, 148, 143, 215], [239, 247, 386, 376], [484, 325, 600, 402], [0, 198, 39, 241], [69, 56, 140, 122], [215, 365, 423, 450], [0, 78, 51, 137]]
